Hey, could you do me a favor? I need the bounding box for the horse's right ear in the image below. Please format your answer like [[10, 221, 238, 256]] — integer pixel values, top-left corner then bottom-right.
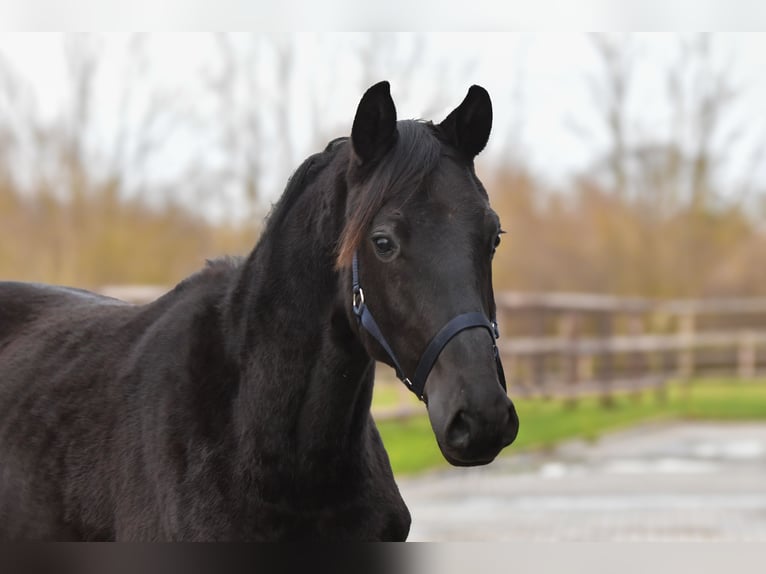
[[351, 81, 397, 164], [438, 85, 492, 160]]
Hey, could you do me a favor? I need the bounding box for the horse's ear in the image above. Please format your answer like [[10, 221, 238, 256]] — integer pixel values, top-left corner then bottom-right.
[[438, 85, 493, 160], [351, 81, 397, 164]]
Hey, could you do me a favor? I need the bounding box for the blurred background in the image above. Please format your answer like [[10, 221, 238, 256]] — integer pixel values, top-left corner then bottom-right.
[[3, 33, 766, 295], [2, 33, 766, 541]]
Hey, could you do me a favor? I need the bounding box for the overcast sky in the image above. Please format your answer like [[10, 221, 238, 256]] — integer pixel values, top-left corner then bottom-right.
[[1, 33, 765, 216]]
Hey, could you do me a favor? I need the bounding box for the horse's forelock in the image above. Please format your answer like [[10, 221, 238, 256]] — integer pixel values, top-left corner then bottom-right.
[[335, 121, 441, 268]]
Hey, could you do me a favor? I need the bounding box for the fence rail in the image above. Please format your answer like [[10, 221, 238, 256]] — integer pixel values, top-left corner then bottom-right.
[[96, 285, 766, 419], [494, 292, 766, 407]]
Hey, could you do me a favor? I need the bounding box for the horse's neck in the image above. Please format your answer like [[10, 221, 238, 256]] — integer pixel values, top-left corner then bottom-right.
[[224, 161, 375, 470]]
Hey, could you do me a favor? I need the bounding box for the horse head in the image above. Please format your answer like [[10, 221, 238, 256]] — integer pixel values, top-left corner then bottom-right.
[[339, 81, 519, 466]]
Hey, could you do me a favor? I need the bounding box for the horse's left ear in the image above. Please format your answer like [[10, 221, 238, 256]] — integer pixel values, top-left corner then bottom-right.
[[351, 81, 398, 164], [438, 85, 493, 160]]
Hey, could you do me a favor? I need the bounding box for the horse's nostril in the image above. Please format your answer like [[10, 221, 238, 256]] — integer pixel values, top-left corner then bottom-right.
[[504, 403, 520, 445], [446, 410, 472, 451]]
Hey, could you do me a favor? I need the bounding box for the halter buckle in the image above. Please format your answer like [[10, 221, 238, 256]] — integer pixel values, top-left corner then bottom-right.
[[352, 287, 365, 315]]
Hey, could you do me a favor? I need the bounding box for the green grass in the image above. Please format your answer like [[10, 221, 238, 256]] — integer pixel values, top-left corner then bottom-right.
[[374, 378, 766, 475]]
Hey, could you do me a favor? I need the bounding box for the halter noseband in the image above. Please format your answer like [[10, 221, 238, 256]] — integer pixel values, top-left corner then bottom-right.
[[351, 252, 507, 401]]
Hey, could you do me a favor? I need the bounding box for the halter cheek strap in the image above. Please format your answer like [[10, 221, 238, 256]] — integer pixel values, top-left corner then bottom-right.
[[351, 252, 507, 401]]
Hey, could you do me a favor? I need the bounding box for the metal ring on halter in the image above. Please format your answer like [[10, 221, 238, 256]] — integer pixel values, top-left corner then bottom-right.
[[352, 287, 365, 314]]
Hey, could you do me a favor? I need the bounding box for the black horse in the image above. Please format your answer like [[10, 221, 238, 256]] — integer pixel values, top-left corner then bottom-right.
[[0, 82, 519, 541]]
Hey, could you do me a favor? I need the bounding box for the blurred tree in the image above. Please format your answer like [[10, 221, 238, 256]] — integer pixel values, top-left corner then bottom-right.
[[2, 33, 766, 302], [588, 33, 633, 199], [0, 34, 253, 287], [205, 33, 265, 226]]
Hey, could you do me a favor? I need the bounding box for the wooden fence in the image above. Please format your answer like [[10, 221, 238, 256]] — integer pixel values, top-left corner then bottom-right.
[[375, 292, 766, 418], [494, 292, 766, 404], [97, 285, 766, 418]]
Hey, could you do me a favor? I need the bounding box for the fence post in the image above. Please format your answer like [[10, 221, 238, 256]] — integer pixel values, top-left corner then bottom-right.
[[627, 312, 646, 402], [678, 312, 696, 380], [531, 307, 548, 398], [559, 312, 580, 407], [738, 330, 756, 380], [598, 311, 615, 407], [578, 354, 594, 385]]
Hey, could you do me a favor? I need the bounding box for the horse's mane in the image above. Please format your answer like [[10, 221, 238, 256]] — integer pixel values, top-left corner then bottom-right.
[[263, 136, 349, 236], [335, 120, 441, 268], [245, 122, 442, 270], [170, 255, 244, 295]]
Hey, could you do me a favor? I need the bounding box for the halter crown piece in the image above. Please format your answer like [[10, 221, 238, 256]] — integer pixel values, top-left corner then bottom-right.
[[351, 252, 507, 401]]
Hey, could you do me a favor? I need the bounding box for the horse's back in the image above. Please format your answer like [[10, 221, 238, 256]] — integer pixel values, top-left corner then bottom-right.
[[0, 281, 127, 343], [0, 270, 238, 540]]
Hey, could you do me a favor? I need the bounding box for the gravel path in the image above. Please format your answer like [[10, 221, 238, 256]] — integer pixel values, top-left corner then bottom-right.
[[398, 422, 766, 541]]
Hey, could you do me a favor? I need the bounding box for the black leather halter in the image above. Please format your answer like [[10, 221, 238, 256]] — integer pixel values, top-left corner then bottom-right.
[[351, 252, 507, 401]]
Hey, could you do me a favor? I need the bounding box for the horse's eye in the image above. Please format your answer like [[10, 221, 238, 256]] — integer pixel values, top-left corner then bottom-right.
[[492, 230, 504, 256], [372, 235, 397, 259]]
